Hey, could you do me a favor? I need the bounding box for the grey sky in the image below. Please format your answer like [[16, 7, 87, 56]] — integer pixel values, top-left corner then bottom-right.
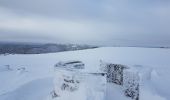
[[0, 0, 170, 46]]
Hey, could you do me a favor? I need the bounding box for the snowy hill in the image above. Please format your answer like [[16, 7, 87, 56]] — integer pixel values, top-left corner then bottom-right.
[[0, 47, 170, 100]]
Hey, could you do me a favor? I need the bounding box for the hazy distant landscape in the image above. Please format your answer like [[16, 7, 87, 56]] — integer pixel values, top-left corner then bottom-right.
[[0, 42, 97, 54]]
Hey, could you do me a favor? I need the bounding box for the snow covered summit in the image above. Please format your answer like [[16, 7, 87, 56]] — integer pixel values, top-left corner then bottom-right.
[[0, 47, 170, 100]]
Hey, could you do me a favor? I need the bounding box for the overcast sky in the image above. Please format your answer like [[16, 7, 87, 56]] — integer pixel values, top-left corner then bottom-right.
[[0, 0, 170, 46]]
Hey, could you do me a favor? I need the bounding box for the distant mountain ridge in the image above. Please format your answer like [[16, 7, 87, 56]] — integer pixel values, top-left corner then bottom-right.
[[0, 42, 97, 54]]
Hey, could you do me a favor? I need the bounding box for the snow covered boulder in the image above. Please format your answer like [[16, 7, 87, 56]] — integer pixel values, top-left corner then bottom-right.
[[0, 65, 12, 71], [55, 60, 85, 70], [107, 64, 127, 85], [100, 62, 128, 85], [100, 61, 140, 100], [53, 61, 85, 97], [53, 61, 106, 100], [123, 71, 140, 100], [16, 67, 27, 74]]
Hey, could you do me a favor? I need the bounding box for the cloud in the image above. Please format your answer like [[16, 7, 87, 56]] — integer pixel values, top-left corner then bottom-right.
[[0, 0, 170, 46], [0, 8, 112, 43]]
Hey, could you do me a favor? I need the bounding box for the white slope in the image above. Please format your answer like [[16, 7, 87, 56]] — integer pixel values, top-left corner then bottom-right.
[[0, 47, 170, 100]]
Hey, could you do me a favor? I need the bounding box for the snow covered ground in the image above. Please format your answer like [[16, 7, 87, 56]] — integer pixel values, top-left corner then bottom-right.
[[0, 47, 170, 100]]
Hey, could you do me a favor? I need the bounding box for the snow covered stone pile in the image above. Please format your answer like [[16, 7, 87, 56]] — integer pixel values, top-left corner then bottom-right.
[[106, 64, 128, 85], [100, 61, 140, 100], [53, 61, 85, 97], [52, 60, 139, 100], [53, 61, 106, 100], [123, 71, 139, 100]]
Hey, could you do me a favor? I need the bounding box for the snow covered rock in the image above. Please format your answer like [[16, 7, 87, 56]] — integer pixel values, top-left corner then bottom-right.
[[54, 61, 84, 97], [55, 60, 85, 70], [100, 61, 140, 100], [100, 62, 128, 85], [123, 71, 140, 100], [0, 65, 13, 71], [53, 61, 106, 100], [16, 67, 27, 74]]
